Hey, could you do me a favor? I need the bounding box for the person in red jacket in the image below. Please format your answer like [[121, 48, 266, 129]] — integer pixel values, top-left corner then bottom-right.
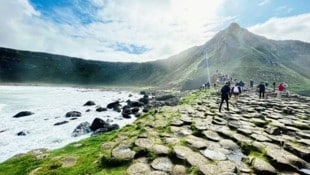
[[277, 83, 284, 98], [278, 83, 284, 91]]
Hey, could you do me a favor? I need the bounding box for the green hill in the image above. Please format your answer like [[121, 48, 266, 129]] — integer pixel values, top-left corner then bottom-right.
[[1, 23, 310, 95]]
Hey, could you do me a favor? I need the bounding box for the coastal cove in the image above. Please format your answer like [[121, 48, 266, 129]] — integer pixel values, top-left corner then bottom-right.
[[0, 85, 143, 163]]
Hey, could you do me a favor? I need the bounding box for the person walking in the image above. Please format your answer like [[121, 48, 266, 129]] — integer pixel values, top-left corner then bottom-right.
[[231, 83, 241, 106], [272, 82, 276, 91], [258, 82, 266, 99], [250, 79, 254, 89], [219, 82, 231, 112], [277, 83, 285, 98], [239, 80, 245, 91]]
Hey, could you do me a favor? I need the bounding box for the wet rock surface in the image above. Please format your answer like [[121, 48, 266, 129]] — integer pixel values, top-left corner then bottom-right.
[[120, 90, 310, 174]]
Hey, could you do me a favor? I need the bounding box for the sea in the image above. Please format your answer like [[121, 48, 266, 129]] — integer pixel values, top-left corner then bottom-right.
[[0, 85, 142, 163]]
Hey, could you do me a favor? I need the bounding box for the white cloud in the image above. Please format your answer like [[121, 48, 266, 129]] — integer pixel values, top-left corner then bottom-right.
[[275, 6, 293, 15], [248, 13, 310, 43], [258, 0, 271, 6], [0, 0, 227, 62]]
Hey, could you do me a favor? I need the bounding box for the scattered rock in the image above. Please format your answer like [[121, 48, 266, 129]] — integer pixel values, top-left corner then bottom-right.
[[17, 131, 29, 136], [83, 101, 95, 106], [107, 101, 121, 111], [13, 111, 34, 118], [96, 107, 107, 112], [65, 111, 81, 118], [54, 121, 69, 126], [90, 118, 108, 131], [71, 122, 91, 137]]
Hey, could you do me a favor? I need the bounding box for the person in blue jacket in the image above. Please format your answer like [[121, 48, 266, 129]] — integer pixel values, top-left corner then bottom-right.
[[219, 82, 231, 112]]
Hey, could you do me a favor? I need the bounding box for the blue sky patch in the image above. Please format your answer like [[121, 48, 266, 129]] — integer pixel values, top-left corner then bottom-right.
[[29, 0, 100, 25], [113, 43, 151, 55]]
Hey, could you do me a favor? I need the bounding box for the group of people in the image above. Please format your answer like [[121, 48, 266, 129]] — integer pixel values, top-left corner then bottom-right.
[[218, 79, 289, 112], [219, 80, 243, 112]]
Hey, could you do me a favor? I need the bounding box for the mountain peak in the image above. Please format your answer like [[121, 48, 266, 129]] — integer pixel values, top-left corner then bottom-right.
[[228, 22, 241, 31]]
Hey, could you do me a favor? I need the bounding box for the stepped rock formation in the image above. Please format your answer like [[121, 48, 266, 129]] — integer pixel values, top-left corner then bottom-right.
[[2, 89, 310, 174]]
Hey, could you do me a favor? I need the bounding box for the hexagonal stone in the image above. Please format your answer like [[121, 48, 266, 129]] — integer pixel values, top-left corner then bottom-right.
[[185, 135, 208, 149], [101, 141, 117, 150], [152, 144, 170, 155], [149, 171, 168, 175], [173, 145, 193, 160], [170, 119, 184, 126], [200, 148, 227, 161], [112, 146, 136, 160], [172, 165, 187, 175], [265, 144, 307, 170], [203, 130, 221, 142], [252, 157, 276, 175], [251, 118, 268, 127], [219, 139, 239, 150], [127, 163, 151, 175], [151, 157, 173, 172], [135, 138, 154, 149]]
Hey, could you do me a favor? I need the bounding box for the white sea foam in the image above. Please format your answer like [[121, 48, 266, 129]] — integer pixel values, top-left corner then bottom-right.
[[0, 85, 142, 163]]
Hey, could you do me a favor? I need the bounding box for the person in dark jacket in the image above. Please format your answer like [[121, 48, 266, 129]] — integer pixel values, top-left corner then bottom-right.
[[258, 82, 266, 99], [219, 82, 231, 112]]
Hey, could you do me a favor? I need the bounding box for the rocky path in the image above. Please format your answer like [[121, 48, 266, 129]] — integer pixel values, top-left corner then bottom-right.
[[103, 90, 310, 175]]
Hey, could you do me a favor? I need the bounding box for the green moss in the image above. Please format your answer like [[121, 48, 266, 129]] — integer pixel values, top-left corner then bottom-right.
[[180, 90, 212, 105], [0, 154, 42, 175], [241, 142, 266, 156], [100, 155, 131, 168], [188, 166, 201, 175]]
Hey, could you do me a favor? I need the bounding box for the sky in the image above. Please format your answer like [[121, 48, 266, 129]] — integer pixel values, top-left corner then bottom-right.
[[0, 0, 309, 62]]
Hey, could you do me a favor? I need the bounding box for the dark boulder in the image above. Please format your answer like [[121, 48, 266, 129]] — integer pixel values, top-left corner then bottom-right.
[[135, 113, 142, 118], [83, 101, 96, 106], [122, 105, 132, 114], [131, 107, 140, 114], [140, 91, 147, 95], [17, 131, 29, 136], [13, 111, 34, 118], [107, 101, 120, 109], [143, 107, 150, 113], [107, 101, 121, 112], [155, 94, 175, 101], [139, 96, 149, 104], [108, 124, 120, 131], [96, 107, 107, 112], [91, 124, 119, 136], [164, 98, 179, 106], [91, 128, 109, 136], [0, 129, 7, 133], [54, 121, 69, 126], [71, 122, 91, 137], [127, 100, 144, 108], [65, 111, 81, 118], [90, 118, 109, 131], [122, 112, 131, 119]]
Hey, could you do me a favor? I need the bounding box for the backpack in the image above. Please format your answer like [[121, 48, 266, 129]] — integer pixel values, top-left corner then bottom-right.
[[233, 86, 239, 93]]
